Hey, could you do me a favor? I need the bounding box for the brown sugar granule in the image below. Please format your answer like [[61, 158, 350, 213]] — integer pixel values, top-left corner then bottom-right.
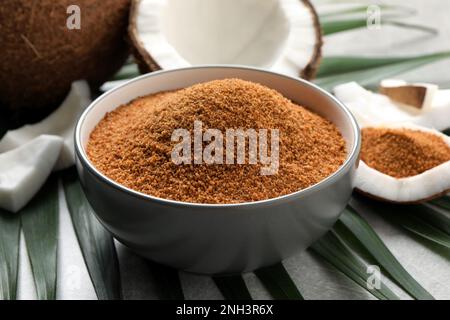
[[361, 127, 450, 178], [87, 79, 347, 204]]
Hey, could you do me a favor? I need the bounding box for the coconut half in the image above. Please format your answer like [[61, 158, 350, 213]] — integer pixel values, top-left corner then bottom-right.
[[129, 0, 322, 79], [334, 82, 450, 131], [0, 0, 130, 122], [355, 123, 450, 204]]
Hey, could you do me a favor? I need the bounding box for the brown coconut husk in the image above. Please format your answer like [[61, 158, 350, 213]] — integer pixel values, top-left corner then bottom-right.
[[379, 84, 430, 110], [0, 0, 131, 124], [298, 0, 323, 80]]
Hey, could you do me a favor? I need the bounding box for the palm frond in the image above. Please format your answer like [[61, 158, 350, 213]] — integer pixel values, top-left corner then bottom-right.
[[322, 18, 436, 36], [315, 52, 450, 91], [341, 207, 434, 300], [311, 231, 400, 300], [0, 210, 20, 300], [213, 275, 252, 300], [319, 4, 415, 20], [146, 261, 184, 300], [62, 168, 122, 300], [254, 263, 304, 300], [20, 176, 59, 300]]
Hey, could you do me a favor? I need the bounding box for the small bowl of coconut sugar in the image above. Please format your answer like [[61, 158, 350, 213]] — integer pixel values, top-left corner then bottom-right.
[[75, 66, 360, 274]]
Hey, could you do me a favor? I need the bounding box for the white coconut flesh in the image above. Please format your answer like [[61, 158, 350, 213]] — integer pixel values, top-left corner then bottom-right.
[[355, 123, 450, 204], [334, 82, 450, 131], [0, 135, 63, 212], [131, 0, 321, 77], [0, 81, 91, 170]]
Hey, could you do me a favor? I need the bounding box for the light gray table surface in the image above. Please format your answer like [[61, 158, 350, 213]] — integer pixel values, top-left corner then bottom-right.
[[16, 0, 450, 300]]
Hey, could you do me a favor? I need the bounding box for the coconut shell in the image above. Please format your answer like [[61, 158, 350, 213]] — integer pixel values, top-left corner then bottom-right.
[[298, 0, 323, 80], [129, 0, 322, 80], [129, 0, 165, 74], [379, 85, 429, 109], [0, 0, 131, 124]]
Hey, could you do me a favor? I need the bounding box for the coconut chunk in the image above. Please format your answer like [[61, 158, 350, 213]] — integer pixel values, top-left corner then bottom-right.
[[129, 0, 322, 79], [334, 82, 450, 130], [379, 79, 438, 112], [0, 81, 91, 170], [432, 89, 450, 109], [355, 123, 450, 204], [0, 135, 63, 212]]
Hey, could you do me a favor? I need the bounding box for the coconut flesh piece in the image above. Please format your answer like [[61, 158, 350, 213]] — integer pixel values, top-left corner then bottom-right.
[[0, 135, 63, 212], [0, 81, 91, 170], [379, 79, 438, 112], [355, 123, 450, 204], [334, 82, 450, 131], [129, 0, 322, 78]]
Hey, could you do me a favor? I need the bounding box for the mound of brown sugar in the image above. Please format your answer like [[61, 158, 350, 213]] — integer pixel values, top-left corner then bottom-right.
[[87, 79, 346, 203], [361, 127, 450, 178]]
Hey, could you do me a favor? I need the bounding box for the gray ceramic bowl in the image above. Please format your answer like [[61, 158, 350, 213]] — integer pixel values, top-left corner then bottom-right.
[[75, 66, 360, 275]]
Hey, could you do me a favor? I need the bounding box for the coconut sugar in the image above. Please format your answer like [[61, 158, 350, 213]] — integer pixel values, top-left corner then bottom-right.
[[87, 79, 346, 203], [361, 127, 450, 178]]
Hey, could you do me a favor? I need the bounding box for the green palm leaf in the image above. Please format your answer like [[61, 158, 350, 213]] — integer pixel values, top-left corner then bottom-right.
[[62, 168, 122, 300], [421, 203, 450, 235], [396, 216, 450, 250], [321, 18, 369, 35], [341, 207, 434, 300], [321, 18, 437, 36], [20, 175, 59, 300], [319, 4, 415, 19], [213, 275, 252, 300], [0, 210, 20, 300], [317, 52, 450, 78], [315, 52, 450, 91], [369, 202, 450, 251], [254, 263, 303, 300], [146, 261, 184, 300], [311, 231, 400, 300], [332, 220, 376, 264], [353, 195, 450, 251], [429, 196, 450, 212]]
